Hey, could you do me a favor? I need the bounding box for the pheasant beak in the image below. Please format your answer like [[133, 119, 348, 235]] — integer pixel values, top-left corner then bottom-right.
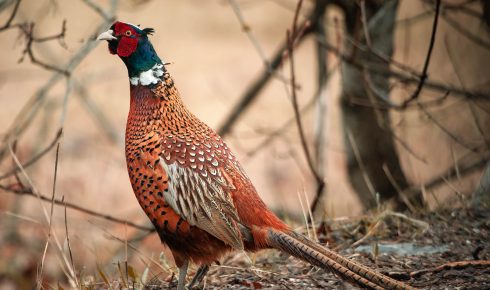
[[97, 29, 117, 41]]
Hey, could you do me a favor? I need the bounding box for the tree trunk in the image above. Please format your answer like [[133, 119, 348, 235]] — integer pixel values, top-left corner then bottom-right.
[[471, 162, 490, 208], [339, 0, 421, 210]]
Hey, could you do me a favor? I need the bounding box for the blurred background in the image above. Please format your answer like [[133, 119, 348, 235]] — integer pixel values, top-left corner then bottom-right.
[[0, 0, 489, 288]]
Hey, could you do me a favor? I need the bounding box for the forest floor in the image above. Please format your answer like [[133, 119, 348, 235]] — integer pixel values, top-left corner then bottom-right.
[[2, 208, 489, 289], [139, 208, 490, 290]]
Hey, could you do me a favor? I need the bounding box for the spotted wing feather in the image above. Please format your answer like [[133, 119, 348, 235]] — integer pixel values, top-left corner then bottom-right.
[[159, 134, 244, 250]]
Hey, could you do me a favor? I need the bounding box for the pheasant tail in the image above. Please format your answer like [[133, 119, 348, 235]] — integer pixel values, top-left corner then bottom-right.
[[265, 229, 416, 290]]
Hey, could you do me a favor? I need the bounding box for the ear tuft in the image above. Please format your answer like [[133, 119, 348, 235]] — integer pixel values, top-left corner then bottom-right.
[[143, 28, 155, 35]]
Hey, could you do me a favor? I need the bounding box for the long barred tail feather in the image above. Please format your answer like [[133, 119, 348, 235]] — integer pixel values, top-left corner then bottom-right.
[[266, 229, 417, 290], [288, 231, 416, 289]]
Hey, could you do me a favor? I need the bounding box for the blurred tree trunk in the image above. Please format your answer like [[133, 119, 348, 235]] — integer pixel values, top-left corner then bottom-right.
[[471, 162, 490, 208], [472, 1, 490, 209], [482, 0, 490, 28], [338, 0, 421, 210]]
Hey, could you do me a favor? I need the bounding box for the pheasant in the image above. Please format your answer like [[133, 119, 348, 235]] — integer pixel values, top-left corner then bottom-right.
[[97, 21, 417, 290]]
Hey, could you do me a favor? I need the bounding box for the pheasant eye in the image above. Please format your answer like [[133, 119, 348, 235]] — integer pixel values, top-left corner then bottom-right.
[[125, 30, 132, 36]]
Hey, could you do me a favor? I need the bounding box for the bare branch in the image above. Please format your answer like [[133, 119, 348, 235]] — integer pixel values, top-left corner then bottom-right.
[[362, 69, 428, 164], [287, 0, 324, 189], [0, 0, 21, 32], [346, 130, 376, 198], [18, 21, 69, 75], [74, 79, 122, 143], [309, 0, 329, 215], [315, 36, 490, 101], [39, 141, 61, 287], [418, 102, 481, 153], [63, 197, 78, 286], [227, 0, 269, 69], [0, 129, 62, 181], [348, 37, 421, 78], [400, 0, 441, 107], [443, 13, 490, 51], [218, 5, 319, 137], [245, 94, 318, 159], [382, 164, 417, 213], [392, 155, 489, 207], [360, 0, 372, 48], [0, 184, 153, 232], [81, 0, 112, 21], [0, 1, 117, 159], [443, 35, 490, 149], [390, 131, 428, 164]]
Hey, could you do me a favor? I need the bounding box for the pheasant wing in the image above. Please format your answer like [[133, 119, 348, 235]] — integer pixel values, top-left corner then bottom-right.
[[158, 133, 245, 250]]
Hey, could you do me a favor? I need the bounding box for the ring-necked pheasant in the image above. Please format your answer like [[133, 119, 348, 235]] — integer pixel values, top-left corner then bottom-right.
[[97, 21, 417, 290]]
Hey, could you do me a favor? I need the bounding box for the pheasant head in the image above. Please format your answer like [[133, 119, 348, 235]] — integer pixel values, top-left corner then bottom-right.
[[97, 21, 164, 86]]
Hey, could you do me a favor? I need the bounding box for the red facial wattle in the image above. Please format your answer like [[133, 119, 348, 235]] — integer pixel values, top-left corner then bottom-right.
[[112, 22, 140, 57], [117, 37, 138, 57]]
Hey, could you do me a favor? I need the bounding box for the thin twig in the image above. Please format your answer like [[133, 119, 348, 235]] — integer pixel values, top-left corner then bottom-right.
[[59, 77, 74, 126], [390, 131, 427, 164], [443, 35, 490, 149], [0, 0, 117, 160], [390, 156, 489, 206], [351, 220, 382, 248], [18, 21, 69, 75], [362, 69, 428, 164], [349, 36, 421, 77], [8, 143, 75, 287], [91, 222, 169, 273], [81, 0, 112, 21], [245, 93, 318, 159], [303, 187, 318, 242], [382, 164, 416, 213], [296, 189, 311, 239], [74, 79, 122, 143], [443, 13, 490, 51], [397, 9, 433, 26], [63, 196, 78, 287], [346, 130, 376, 198], [8, 143, 51, 229], [287, 0, 324, 188], [400, 0, 441, 107], [418, 102, 481, 153], [360, 0, 372, 48], [309, 0, 329, 215], [245, 62, 340, 160], [217, 5, 318, 137], [0, 184, 153, 232], [39, 142, 61, 289], [0, 0, 22, 31], [0, 128, 63, 181], [227, 0, 270, 71], [410, 260, 490, 278], [315, 36, 489, 102], [350, 86, 450, 111]]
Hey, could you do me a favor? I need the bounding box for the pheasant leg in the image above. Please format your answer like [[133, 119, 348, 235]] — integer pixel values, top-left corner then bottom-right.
[[177, 259, 189, 290], [188, 264, 210, 289]]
